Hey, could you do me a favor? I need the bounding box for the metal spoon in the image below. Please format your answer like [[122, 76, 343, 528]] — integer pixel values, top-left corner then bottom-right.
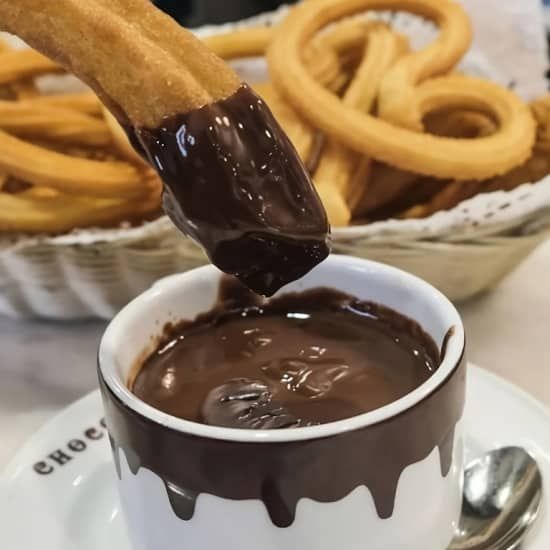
[[449, 446, 543, 550]]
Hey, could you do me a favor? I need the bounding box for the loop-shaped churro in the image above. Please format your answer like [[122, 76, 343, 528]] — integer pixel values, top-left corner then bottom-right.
[[375, 0, 472, 130], [268, 0, 536, 180], [416, 74, 526, 131], [313, 22, 408, 226], [400, 99, 550, 219], [203, 25, 346, 92]]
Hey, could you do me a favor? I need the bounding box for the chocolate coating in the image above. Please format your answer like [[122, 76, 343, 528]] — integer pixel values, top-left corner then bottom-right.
[[134, 85, 330, 296], [132, 283, 440, 428]]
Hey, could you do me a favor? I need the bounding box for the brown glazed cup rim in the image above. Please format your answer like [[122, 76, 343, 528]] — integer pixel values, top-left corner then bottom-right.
[[98, 255, 465, 443]]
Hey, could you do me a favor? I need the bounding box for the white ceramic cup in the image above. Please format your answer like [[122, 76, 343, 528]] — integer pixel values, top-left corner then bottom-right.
[[98, 254, 466, 550]]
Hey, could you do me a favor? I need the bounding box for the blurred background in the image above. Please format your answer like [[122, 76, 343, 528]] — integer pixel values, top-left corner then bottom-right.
[[153, 0, 298, 26]]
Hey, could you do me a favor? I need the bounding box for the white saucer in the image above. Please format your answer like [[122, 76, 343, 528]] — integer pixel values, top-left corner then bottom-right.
[[2, 365, 549, 550]]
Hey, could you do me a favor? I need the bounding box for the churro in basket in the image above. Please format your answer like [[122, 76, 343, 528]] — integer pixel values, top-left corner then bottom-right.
[[0, 0, 548, 255], [206, 0, 546, 226], [0, 39, 161, 234]]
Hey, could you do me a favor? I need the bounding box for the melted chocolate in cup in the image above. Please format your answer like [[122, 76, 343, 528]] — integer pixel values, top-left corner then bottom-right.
[[133, 85, 330, 296], [132, 281, 441, 429], [100, 267, 466, 533]]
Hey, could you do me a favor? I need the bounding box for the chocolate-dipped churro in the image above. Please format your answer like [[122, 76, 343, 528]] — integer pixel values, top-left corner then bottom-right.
[[0, 0, 330, 295]]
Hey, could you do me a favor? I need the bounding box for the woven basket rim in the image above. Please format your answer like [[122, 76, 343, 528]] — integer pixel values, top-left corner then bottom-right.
[[3, 177, 550, 254]]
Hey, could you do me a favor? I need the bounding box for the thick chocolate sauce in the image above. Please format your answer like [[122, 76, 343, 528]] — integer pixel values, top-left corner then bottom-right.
[[100, 278, 466, 528], [133, 85, 330, 296], [132, 284, 440, 428]]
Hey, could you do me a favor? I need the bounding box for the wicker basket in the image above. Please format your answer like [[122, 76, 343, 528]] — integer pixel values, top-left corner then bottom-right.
[[0, 220, 204, 319], [2, 181, 549, 319], [333, 231, 550, 302], [1, 5, 549, 319]]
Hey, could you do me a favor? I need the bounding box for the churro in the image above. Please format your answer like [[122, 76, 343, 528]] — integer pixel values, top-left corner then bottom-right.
[[0, 0, 545, 241], [0, 129, 151, 197], [11, 79, 39, 99], [0, 49, 61, 85], [101, 105, 149, 166], [253, 82, 315, 163], [0, 188, 160, 233], [352, 163, 419, 218], [268, 0, 536, 181], [399, 180, 481, 219], [204, 19, 400, 95], [0, 100, 111, 146], [24, 93, 102, 116], [204, 27, 272, 60], [400, 96, 550, 219], [0, 33, 162, 235], [376, 1, 472, 130], [313, 22, 408, 226], [0, 0, 240, 126], [0, 0, 330, 295], [0, 38, 42, 98], [207, 25, 346, 92], [484, 151, 550, 193]]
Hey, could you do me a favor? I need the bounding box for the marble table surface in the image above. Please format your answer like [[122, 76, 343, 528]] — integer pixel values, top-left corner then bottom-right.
[[1, 241, 550, 470]]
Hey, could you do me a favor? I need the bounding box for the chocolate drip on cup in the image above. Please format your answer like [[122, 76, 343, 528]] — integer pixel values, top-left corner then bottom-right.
[[100, 278, 465, 528], [133, 85, 330, 296]]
